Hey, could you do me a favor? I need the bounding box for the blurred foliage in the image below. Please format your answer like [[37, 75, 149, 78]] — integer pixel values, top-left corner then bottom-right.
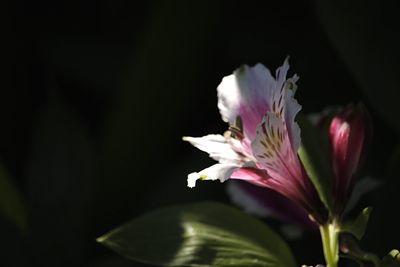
[[341, 207, 372, 241], [98, 202, 296, 267], [2, 0, 400, 266], [0, 163, 28, 233], [382, 249, 400, 267], [381, 250, 400, 267]]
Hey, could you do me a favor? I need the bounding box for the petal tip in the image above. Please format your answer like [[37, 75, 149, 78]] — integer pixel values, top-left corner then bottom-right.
[[182, 136, 191, 142], [284, 55, 290, 64], [187, 172, 199, 188]]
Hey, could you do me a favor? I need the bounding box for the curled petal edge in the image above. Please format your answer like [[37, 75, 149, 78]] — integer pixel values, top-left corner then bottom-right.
[[187, 164, 238, 188]]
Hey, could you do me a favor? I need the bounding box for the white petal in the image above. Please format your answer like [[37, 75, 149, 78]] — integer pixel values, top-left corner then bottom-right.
[[274, 57, 290, 93], [284, 87, 302, 151], [271, 58, 301, 151], [217, 64, 274, 123], [217, 74, 240, 124], [217, 58, 301, 145], [217, 63, 276, 139], [183, 134, 243, 164], [187, 163, 238, 188]]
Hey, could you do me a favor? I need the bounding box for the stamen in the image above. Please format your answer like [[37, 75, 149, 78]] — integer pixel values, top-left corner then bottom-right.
[[229, 115, 244, 140], [283, 78, 298, 92]]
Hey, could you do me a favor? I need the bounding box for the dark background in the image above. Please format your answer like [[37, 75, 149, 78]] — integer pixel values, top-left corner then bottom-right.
[[2, 0, 400, 266]]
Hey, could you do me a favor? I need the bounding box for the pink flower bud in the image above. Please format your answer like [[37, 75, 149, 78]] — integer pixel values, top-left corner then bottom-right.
[[329, 104, 371, 214]]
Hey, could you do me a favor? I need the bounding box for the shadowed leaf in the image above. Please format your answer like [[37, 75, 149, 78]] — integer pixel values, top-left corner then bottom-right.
[[298, 115, 334, 213], [98, 202, 296, 267], [382, 250, 400, 267], [341, 207, 372, 240], [0, 163, 28, 233]]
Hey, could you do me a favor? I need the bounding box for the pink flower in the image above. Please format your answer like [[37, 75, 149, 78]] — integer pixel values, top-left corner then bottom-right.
[[223, 105, 373, 228], [184, 58, 326, 223], [329, 104, 371, 215]]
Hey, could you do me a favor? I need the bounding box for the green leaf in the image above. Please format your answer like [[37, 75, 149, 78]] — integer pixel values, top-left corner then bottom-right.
[[297, 115, 334, 212], [341, 207, 372, 240], [97, 202, 297, 267], [382, 250, 400, 267], [0, 163, 28, 233], [388, 250, 400, 261]]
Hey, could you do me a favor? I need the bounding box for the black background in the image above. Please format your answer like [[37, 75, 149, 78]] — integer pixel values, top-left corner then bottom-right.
[[3, 0, 400, 266]]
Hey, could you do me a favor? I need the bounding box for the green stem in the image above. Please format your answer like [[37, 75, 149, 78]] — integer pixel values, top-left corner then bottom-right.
[[320, 223, 339, 267]]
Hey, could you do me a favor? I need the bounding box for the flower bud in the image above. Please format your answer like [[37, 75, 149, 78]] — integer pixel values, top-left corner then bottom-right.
[[329, 104, 371, 214]]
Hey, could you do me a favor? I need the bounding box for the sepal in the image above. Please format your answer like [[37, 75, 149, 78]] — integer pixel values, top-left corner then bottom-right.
[[340, 207, 372, 240]]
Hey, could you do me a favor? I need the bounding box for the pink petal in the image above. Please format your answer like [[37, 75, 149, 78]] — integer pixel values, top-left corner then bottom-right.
[[252, 112, 303, 186], [330, 104, 370, 213], [230, 166, 271, 187], [217, 58, 300, 151], [251, 112, 326, 222]]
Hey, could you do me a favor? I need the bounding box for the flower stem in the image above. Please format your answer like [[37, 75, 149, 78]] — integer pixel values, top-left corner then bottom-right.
[[320, 223, 339, 267]]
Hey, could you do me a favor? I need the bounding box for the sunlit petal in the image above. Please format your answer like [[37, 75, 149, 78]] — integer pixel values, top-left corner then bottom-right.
[[183, 135, 244, 165], [187, 163, 238, 188]]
